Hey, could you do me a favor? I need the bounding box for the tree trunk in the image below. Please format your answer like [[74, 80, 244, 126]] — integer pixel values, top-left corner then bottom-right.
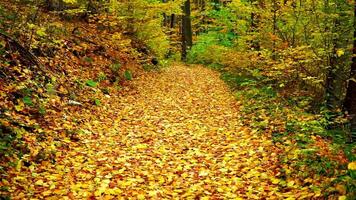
[[343, 0, 356, 141], [325, 0, 348, 111], [45, 0, 64, 11], [249, 0, 261, 51], [181, 0, 193, 61], [162, 0, 169, 27], [162, 0, 176, 28], [170, 14, 176, 28], [272, 0, 277, 59]]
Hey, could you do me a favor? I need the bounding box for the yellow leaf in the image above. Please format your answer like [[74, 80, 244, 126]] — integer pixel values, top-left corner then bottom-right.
[[49, 183, 56, 190], [148, 190, 157, 197], [336, 49, 345, 57], [158, 176, 165, 184], [133, 143, 148, 150], [112, 188, 122, 194], [217, 187, 225, 193], [348, 161, 356, 170], [287, 181, 295, 187], [137, 194, 145, 200], [42, 190, 52, 196], [36, 27, 47, 37], [94, 189, 103, 197], [35, 179, 44, 186], [338, 196, 347, 200], [271, 177, 280, 184], [199, 170, 209, 177], [27, 23, 35, 29], [15, 102, 24, 111], [63, 0, 77, 3], [16, 160, 22, 171], [176, 165, 183, 171]]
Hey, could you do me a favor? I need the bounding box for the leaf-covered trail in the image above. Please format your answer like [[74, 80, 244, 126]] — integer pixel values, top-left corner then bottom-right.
[[8, 64, 283, 199]]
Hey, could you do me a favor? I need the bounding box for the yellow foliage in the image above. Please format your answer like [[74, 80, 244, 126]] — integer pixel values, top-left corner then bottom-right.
[[348, 161, 356, 170]]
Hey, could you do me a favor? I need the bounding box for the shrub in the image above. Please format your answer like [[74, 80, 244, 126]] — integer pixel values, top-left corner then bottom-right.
[[187, 32, 229, 65]]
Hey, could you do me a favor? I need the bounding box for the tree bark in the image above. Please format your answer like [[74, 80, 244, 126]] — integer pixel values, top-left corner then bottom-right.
[[325, 0, 349, 111], [343, 0, 356, 140], [181, 0, 193, 61], [45, 0, 64, 11]]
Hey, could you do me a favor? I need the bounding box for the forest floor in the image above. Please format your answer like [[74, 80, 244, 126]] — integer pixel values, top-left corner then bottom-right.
[[3, 64, 298, 199]]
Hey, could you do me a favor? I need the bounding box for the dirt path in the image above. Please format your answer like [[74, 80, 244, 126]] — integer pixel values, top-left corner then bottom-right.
[[6, 64, 282, 199]]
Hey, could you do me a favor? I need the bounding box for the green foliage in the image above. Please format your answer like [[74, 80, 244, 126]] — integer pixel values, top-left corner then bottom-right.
[[97, 72, 107, 82], [219, 68, 355, 198], [344, 145, 356, 162], [143, 64, 157, 71], [0, 5, 18, 31], [110, 62, 121, 73], [38, 104, 46, 115], [0, 121, 27, 160], [0, 0, 354, 198], [109, 0, 172, 59], [45, 80, 56, 95], [94, 98, 101, 106], [136, 18, 170, 59], [0, 39, 5, 55], [221, 72, 257, 88], [124, 70, 132, 81], [22, 96, 33, 106], [187, 32, 229, 65], [205, 7, 237, 43], [0, 186, 9, 192], [83, 57, 93, 63], [0, 195, 10, 200], [85, 80, 98, 87], [286, 119, 325, 136], [295, 154, 339, 177]]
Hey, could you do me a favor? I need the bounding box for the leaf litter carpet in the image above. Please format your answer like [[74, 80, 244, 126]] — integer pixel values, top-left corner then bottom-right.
[[6, 64, 284, 199]]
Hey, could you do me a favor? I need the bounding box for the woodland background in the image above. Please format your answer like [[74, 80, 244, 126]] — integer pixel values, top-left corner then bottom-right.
[[0, 0, 356, 199]]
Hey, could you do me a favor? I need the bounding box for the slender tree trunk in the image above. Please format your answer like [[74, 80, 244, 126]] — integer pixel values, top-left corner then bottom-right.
[[181, 0, 193, 61], [45, 0, 64, 11], [162, 0, 176, 28], [324, 0, 348, 111], [272, 0, 277, 59], [170, 14, 175, 28], [344, 0, 356, 141], [249, 0, 261, 50], [162, 0, 169, 27]]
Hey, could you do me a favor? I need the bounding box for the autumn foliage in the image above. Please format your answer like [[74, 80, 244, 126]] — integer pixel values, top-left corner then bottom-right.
[[0, 0, 355, 199]]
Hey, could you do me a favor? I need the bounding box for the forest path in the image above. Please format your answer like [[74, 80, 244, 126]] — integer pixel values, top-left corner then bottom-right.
[[9, 64, 282, 199]]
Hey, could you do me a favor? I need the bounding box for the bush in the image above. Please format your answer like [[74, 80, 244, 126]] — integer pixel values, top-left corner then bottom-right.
[[187, 32, 229, 65]]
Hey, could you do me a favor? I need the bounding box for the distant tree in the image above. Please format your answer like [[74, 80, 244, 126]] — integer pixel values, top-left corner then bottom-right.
[[181, 0, 192, 61], [162, 0, 176, 28], [344, 0, 356, 140]]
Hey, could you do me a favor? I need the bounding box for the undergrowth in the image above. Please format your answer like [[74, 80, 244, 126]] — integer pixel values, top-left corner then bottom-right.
[[188, 37, 355, 197], [220, 69, 356, 198]]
